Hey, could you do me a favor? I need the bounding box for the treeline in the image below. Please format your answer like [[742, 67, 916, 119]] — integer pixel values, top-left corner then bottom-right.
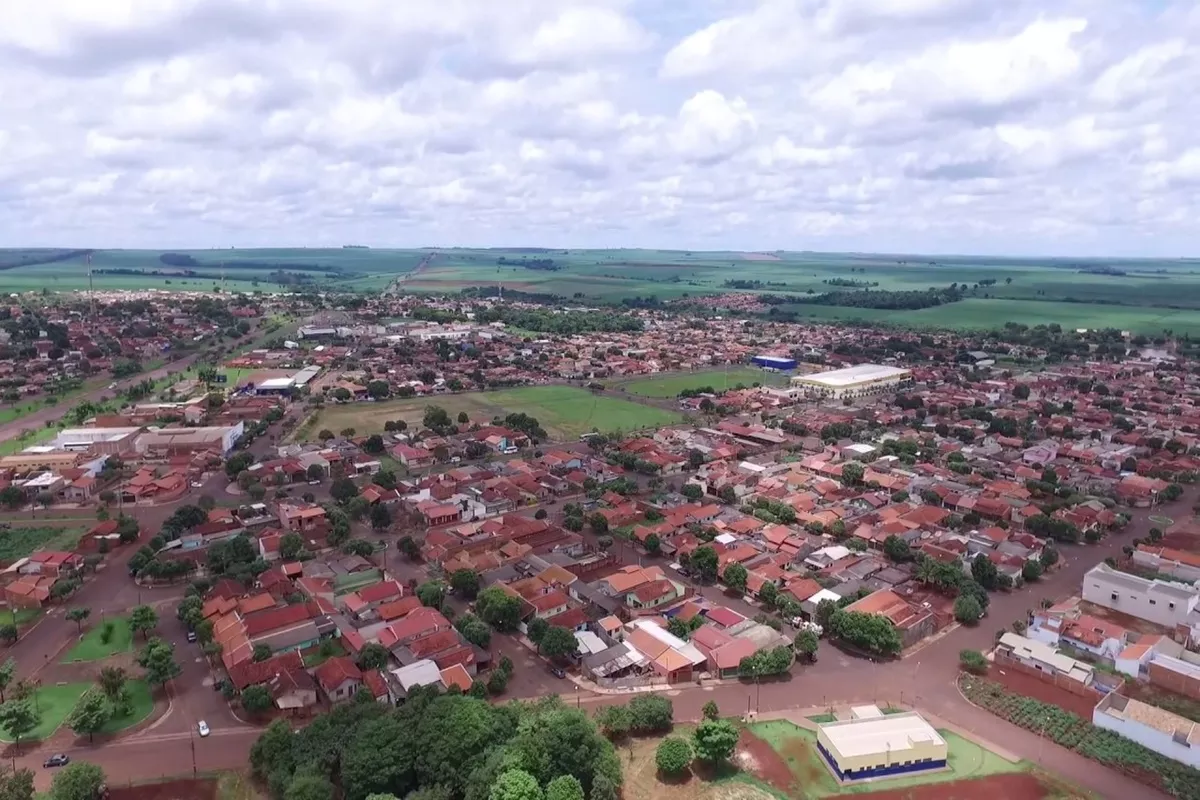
[[0, 248, 93, 270], [497, 256, 561, 270], [794, 286, 965, 310], [159, 253, 341, 273], [723, 279, 785, 289], [823, 278, 877, 288], [474, 307, 643, 334], [461, 286, 564, 305]]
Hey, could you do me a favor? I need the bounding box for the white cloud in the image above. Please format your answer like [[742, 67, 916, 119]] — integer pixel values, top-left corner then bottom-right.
[[0, 0, 1195, 255]]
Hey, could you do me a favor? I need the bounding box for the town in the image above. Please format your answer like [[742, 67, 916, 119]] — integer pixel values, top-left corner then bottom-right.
[[0, 289, 1196, 800]]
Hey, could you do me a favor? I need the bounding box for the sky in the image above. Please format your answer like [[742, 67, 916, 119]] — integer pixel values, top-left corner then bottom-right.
[[0, 0, 1196, 257]]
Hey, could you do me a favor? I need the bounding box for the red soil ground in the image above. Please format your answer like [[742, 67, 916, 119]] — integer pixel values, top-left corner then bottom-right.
[[736, 728, 797, 793], [108, 778, 217, 800], [850, 773, 1055, 800], [988, 664, 1100, 718]]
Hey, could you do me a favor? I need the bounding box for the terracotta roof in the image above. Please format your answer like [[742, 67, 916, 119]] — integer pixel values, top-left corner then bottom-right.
[[314, 656, 362, 692]]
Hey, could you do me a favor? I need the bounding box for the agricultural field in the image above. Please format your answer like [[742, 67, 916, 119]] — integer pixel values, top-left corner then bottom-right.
[[959, 675, 1200, 799], [301, 386, 683, 442], [0, 524, 88, 562], [618, 368, 788, 398]]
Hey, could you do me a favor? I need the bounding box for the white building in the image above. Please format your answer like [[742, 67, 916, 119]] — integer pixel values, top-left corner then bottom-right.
[[996, 632, 1094, 685], [789, 364, 912, 400], [1094, 693, 1200, 768], [816, 707, 948, 781], [1081, 563, 1200, 631]]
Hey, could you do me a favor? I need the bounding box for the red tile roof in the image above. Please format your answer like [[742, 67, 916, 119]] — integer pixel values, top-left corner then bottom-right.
[[314, 656, 362, 692]]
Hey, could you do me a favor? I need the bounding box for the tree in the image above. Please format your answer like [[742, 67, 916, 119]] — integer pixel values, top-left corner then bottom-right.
[[0, 766, 33, 800], [643, 534, 661, 556], [655, 737, 693, 776], [129, 604, 158, 640], [242, 684, 273, 715], [681, 484, 703, 501], [526, 617, 549, 646], [475, 586, 522, 632], [1022, 560, 1043, 582], [827, 610, 902, 657], [398, 536, 420, 561], [588, 513, 608, 535], [590, 774, 617, 800], [690, 545, 719, 583], [489, 770, 542, 800], [970, 556, 999, 590], [794, 629, 820, 663], [97, 667, 126, 701], [286, 773, 335, 800], [370, 503, 392, 531], [66, 688, 111, 743], [840, 462, 864, 486], [539, 626, 578, 661], [48, 762, 105, 800], [0, 701, 39, 751], [364, 435, 386, 455], [0, 625, 16, 646], [593, 705, 633, 739], [356, 642, 390, 671], [0, 659, 14, 703], [814, 598, 838, 630], [453, 613, 492, 649], [959, 649, 988, 675], [692, 719, 739, 764], [450, 569, 481, 599], [702, 700, 720, 721], [883, 535, 912, 563], [629, 695, 673, 733], [954, 594, 984, 625], [545, 776, 583, 800], [331, 477, 360, 504], [306, 463, 325, 482], [136, 638, 182, 686], [722, 562, 747, 593], [65, 608, 91, 633], [417, 581, 447, 609]]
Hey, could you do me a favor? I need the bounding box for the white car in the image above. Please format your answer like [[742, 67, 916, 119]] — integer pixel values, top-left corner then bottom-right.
[[197, 720, 210, 737]]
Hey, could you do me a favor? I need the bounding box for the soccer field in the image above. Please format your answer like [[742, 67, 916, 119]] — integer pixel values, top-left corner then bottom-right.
[[302, 385, 683, 441], [619, 368, 786, 398]]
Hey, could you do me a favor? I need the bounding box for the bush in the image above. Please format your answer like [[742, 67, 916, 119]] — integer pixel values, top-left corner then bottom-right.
[[655, 737, 693, 776], [959, 649, 988, 675], [99, 621, 115, 645]]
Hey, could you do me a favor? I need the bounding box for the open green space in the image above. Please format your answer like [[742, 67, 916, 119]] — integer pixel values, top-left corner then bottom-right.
[[62, 617, 134, 662], [303, 385, 683, 442], [7, 607, 43, 626], [0, 683, 88, 742], [302, 640, 348, 668], [0, 680, 154, 742], [618, 368, 787, 398], [747, 720, 1026, 796], [0, 525, 88, 562]]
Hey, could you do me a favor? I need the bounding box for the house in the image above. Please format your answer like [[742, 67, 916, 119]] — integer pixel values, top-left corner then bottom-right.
[[996, 632, 1095, 685], [1081, 563, 1199, 631], [267, 668, 319, 713], [843, 589, 935, 649], [277, 503, 327, 533], [1094, 693, 1200, 768], [314, 656, 363, 704], [626, 579, 684, 611]]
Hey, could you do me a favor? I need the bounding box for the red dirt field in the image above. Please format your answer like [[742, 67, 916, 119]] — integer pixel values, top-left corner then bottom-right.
[[988, 664, 1099, 718], [108, 778, 218, 800], [849, 773, 1057, 800], [736, 728, 796, 793]]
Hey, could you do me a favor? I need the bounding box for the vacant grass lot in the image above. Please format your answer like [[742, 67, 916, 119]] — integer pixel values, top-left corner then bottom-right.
[[619, 368, 787, 398], [304, 386, 683, 441], [0, 525, 88, 562], [747, 720, 1027, 796], [63, 617, 134, 662], [622, 730, 777, 800]]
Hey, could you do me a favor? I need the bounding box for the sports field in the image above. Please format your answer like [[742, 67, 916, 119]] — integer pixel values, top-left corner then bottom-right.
[[302, 385, 682, 441], [619, 368, 787, 398]]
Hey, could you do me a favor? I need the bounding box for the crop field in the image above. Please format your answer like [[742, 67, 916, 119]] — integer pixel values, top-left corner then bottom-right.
[[301, 386, 682, 442], [0, 525, 88, 562], [618, 368, 788, 398]]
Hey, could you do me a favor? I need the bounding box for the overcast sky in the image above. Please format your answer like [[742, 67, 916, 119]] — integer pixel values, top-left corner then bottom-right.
[[1, 0, 1196, 256]]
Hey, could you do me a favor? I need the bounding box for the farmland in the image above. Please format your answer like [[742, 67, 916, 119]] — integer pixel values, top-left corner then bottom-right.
[[0, 524, 88, 562], [299, 386, 683, 442], [4, 246, 1200, 335], [618, 368, 788, 398]]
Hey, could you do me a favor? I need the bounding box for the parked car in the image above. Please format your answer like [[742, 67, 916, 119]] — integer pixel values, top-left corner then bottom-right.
[[549, 666, 566, 679], [43, 754, 70, 768], [186, 630, 198, 643], [197, 720, 210, 737]]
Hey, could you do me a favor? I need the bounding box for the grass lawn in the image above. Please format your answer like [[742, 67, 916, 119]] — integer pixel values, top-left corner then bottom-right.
[[8, 607, 43, 626], [97, 680, 155, 734], [302, 641, 347, 668], [0, 683, 89, 742], [304, 385, 683, 441], [619, 368, 787, 398], [62, 617, 134, 662], [0, 525, 88, 562], [747, 721, 1026, 796], [622, 728, 777, 800]]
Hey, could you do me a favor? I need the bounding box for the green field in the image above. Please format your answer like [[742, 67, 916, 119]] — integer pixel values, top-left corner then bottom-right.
[[63, 617, 134, 662], [619, 368, 787, 398], [0, 680, 154, 742], [0, 525, 88, 562], [303, 385, 683, 442], [748, 720, 1027, 796]]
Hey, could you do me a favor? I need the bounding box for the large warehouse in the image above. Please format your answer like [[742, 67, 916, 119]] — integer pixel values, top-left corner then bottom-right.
[[816, 707, 947, 781], [751, 354, 797, 371], [789, 364, 911, 399]]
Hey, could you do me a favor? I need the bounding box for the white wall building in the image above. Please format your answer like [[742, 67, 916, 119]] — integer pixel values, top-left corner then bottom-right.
[[789, 364, 912, 399], [1081, 563, 1199, 630], [1094, 694, 1200, 769]]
